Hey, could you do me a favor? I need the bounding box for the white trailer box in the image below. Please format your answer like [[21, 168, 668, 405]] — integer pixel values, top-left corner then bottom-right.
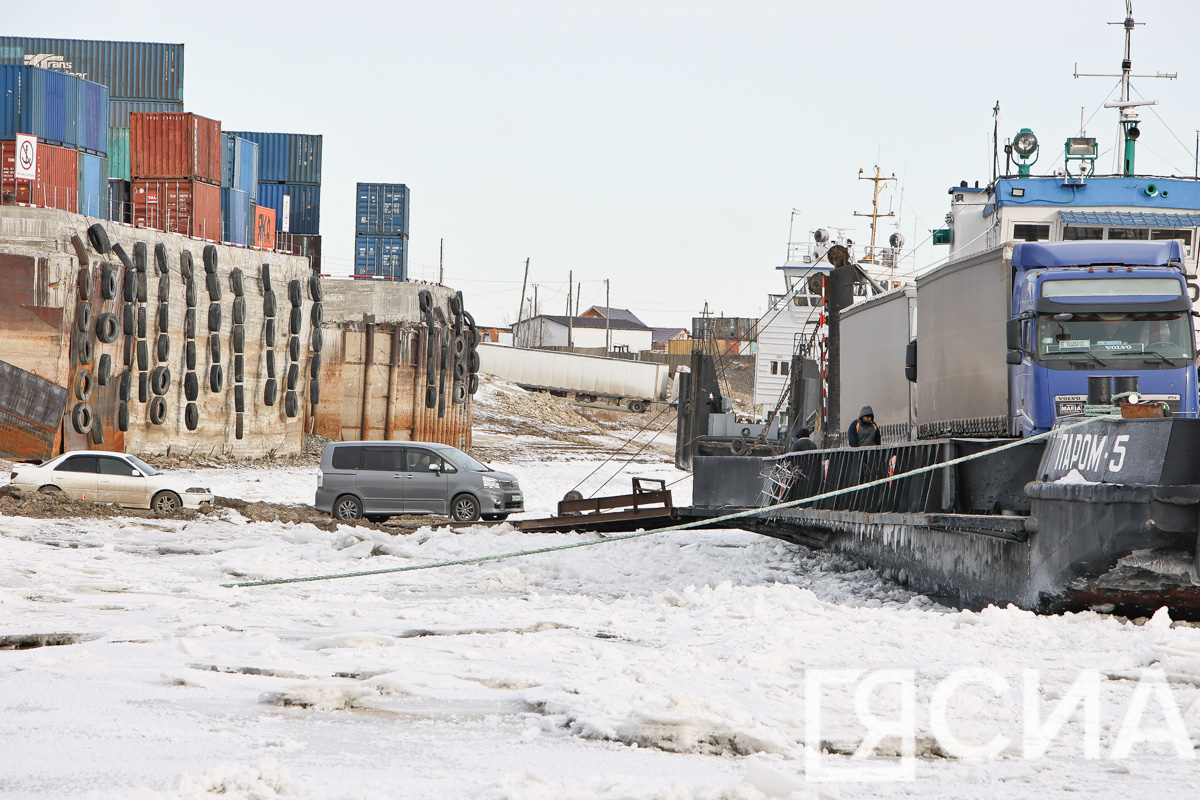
[[477, 344, 670, 411], [840, 286, 916, 440]]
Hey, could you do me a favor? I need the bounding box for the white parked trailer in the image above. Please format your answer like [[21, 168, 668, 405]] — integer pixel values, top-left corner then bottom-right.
[[476, 344, 670, 412]]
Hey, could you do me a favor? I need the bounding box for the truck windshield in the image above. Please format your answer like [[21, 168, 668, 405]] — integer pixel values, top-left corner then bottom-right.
[[1036, 311, 1194, 365]]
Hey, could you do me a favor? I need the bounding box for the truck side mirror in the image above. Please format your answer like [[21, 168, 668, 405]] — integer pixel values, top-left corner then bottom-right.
[[1006, 350, 1023, 365], [904, 339, 917, 383], [1006, 318, 1022, 351]]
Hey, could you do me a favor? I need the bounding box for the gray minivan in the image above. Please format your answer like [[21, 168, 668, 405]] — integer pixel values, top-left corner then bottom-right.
[[315, 441, 524, 523]]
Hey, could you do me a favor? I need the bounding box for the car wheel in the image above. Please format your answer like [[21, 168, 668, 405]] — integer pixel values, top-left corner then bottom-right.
[[365, 514, 391, 523], [151, 490, 181, 516], [333, 495, 363, 521], [38, 485, 63, 495], [451, 494, 481, 522], [482, 513, 509, 522]]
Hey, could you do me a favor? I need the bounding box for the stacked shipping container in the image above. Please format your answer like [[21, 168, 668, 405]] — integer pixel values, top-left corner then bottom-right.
[[354, 182, 410, 279], [129, 112, 221, 239]]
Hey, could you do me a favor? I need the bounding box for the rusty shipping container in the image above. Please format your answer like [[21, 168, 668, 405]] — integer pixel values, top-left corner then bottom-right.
[[130, 112, 221, 184], [253, 204, 276, 249], [1, 139, 78, 212], [131, 178, 221, 240]]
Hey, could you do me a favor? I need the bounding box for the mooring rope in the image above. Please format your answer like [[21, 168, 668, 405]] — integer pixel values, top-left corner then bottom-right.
[[223, 415, 1108, 589]]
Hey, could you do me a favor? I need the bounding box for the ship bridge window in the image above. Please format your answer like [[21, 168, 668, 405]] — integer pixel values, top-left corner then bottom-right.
[[1107, 227, 1149, 240], [1064, 226, 1103, 240], [1013, 223, 1051, 242], [1041, 277, 1183, 298], [1151, 229, 1194, 257]]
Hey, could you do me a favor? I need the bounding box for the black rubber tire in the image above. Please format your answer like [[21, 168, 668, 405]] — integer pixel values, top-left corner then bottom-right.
[[266, 350, 276, 378], [111, 243, 133, 271], [76, 301, 92, 333], [210, 364, 224, 393], [263, 290, 277, 317], [452, 381, 467, 404], [96, 354, 112, 385], [468, 350, 481, 373], [450, 493, 480, 522], [118, 401, 129, 431], [453, 335, 467, 357], [87, 222, 112, 253], [449, 293, 462, 316], [234, 384, 245, 413], [468, 373, 479, 395], [482, 514, 509, 522], [185, 402, 199, 431], [151, 365, 170, 396], [137, 271, 147, 303], [311, 327, 323, 353], [184, 370, 198, 401], [138, 371, 148, 402], [365, 514, 390, 524], [119, 370, 132, 402], [310, 302, 323, 327], [184, 308, 196, 339], [206, 271, 221, 300], [232, 296, 246, 325], [137, 305, 147, 338], [123, 269, 137, 302], [72, 402, 92, 433], [209, 333, 221, 364], [136, 339, 148, 370], [76, 333, 93, 366], [203, 244, 217, 274], [180, 250, 194, 281], [148, 396, 167, 425], [123, 304, 135, 335], [454, 360, 467, 381], [284, 390, 298, 418], [232, 324, 245, 353], [208, 303, 221, 332], [425, 384, 438, 409], [265, 318, 276, 346], [418, 290, 432, 313], [264, 378, 278, 406], [426, 356, 436, 383], [185, 339, 196, 371], [288, 279, 302, 307], [308, 275, 323, 302], [100, 267, 118, 299], [90, 418, 104, 445], [157, 302, 169, 333], [133, 241, 147, 273], [628, 400, 647, 413], [157, 331, 171, 365], [741, 427, 752, 438], [289, 336, 300, 362], [154, 242, 168, 275], [333, 494, 362, 521], [310, 351, 322, 378], [233, 354, 244, 383], [231, 267, 244, 297], [151, 489, 180, 515], [309, 379, 320, 406], [260, 263, 271, 288], [158, 275, 169, 303], [185, 279, 197, 308], [286, 363, 299, 390], [74, 368, 94, 401], [289, 306, 302, 335], [96, 312, 118, 343]]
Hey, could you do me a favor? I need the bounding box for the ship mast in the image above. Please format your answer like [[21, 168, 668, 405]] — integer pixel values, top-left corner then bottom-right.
[[854, 166, 895, 263]]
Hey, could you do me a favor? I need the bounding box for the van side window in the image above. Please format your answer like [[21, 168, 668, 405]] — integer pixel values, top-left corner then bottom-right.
[[362, 448, 404, 471], [331, 446, 361, 470]]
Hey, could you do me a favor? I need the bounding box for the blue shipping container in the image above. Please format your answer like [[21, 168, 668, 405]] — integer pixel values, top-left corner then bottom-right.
[[221, 187, 252, 246], [354, 234, 408, 279], [78, 152, 109, 218], [221, 134, 258, 195], [255, 183, 321, 234], [225, 131, 321, 185], [355, 182, 410, 236], [107, 98, 183, 128], [0, 65, 73, 148], [77, 77, 109, 154], [0, 38, 184, 102]]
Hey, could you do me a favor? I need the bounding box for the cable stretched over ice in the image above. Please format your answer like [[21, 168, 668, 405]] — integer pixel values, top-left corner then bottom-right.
[[223, 415, 1108, 589]]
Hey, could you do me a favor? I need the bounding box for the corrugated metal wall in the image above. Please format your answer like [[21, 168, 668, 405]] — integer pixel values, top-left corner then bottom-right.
[[0, 38, 184, 102]]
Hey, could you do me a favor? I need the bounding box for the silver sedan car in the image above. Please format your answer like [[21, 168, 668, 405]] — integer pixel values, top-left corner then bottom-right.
[[8, 450, 214, 515]]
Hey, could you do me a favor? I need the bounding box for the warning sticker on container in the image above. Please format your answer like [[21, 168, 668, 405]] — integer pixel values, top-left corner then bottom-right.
[[15, 134, 37, 180]]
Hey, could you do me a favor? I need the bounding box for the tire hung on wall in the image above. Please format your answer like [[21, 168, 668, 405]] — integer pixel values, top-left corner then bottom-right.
[[284, 390, 299, 418], [151, 366, 171, 396], [263, 290, 277, 317], [452, 382, 467, 405], [185, 280, 197, 308], [185, 340, 196, 371], [288, 279, 302, 307], [266, 350, 276, 378], [234, 384, 245, 413], [309, 379, 320, 406], [123, 305, 135, 335], [118, 402, 129, 432], [311, 327, 323, 353], [425, 384, 438, 409], [180, 250, 194, 281], [119, 370, 132, 402], [468, 373, 479, 395], [308, 275, 323, 302], [96, 312, 118, 343], [148, 396, 167, 425], [209, 333, 221, 364], [264, 378, 278, 406], [157, 302, 169, 333], [203, 244, 218, 274], [71, 402, 92, 433], [76, 332, 93, 366], [184, 308, 196, 339], [96, 354, 111, 385], [289, 306, 302, 335], [232, 297, 246, 325], [138, 371, 148, 402], [154, 242, 168, 275], [158, 275, 169, 303], [123, 270, 137, 302], [184, 371, 198, 401], [210, 364, 224, 393], [74, 368, 94, 401], [234, 354, 244, 383], [76, 301, 92, 333], [185, 402, 199, 431], [100, 267, 118, 299], [111, 243, 133, 271], [309, 351, 322, 378], [230, 267, 244, 297], [231, 324, 245, 353], [87, 223, 112, 253], [286, 363, 299, 390], [208, 303, 222, 331], [206, 272, 221, 300], [133, 242, 147, 273], [136, 339, 148, 370], [137, 305, 147, 337]]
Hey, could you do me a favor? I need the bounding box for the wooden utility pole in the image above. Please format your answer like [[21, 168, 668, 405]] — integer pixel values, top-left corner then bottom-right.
[[575, 282, 581, 316], [517, 257, 530, 347], [605, 279, 611, 353], [439, 238, 444, 284], [567, 270, 574, 350]]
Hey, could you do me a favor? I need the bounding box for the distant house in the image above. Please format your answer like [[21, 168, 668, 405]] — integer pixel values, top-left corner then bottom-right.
[[511, 314, 653, 352], [651, 327, 689, 351], [581, 306, 648, 327], [477, 326, 513, 345]]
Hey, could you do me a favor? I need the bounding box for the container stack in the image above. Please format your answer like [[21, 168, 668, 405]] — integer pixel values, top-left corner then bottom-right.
[[129, 112, 222, 240], [220, 134, 258, 246], [353, 182, 410, 279], [225, 131, 322, 270], [0, 64, 110, 216]]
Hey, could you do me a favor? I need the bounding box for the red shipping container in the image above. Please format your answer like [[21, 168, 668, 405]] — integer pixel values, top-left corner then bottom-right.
[[253, 204, 276, 249], [129, 112, 222, 185], [131, 179, 222, 240], [1, 140, 79, 212]]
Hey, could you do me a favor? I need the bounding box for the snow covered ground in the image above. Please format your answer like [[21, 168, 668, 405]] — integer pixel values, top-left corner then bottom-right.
[[4, 386, 1200, 798]]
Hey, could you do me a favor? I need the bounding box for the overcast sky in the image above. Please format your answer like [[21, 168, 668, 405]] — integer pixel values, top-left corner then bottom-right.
[[23, 0, 1200, 328]]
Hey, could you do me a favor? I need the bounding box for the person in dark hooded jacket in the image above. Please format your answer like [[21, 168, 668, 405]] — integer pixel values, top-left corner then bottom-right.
[[847, 406, 879, 447]]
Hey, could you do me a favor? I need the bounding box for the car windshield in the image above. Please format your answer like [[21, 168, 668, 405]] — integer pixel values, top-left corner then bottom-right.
[[1036, 311, 1195, 364], [440, 447, 492, 472], [126, 455, 160, 476]]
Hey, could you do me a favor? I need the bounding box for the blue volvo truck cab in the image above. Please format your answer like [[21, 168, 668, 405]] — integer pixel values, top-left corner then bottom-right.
[[1006, 240, 1198, 436]]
